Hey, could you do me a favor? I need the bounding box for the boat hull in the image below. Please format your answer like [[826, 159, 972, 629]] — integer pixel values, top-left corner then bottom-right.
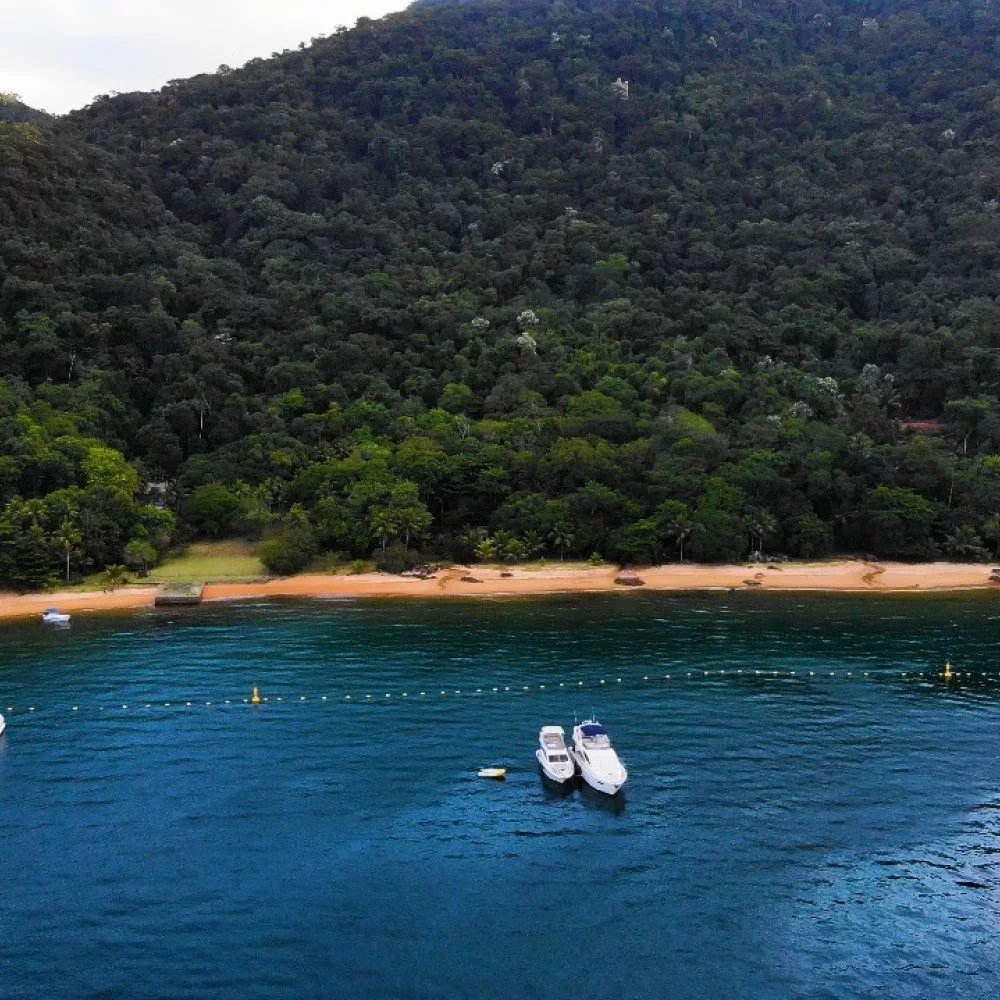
[[570, 751, 626, 795], [535, 748, 575, 785]]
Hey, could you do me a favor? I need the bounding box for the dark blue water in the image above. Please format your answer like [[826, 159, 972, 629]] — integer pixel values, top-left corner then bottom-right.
[[2, 594, 1000, 999]]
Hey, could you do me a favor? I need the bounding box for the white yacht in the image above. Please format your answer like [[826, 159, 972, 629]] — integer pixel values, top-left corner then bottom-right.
[[536, 725, 575, 785], [0, 712, 5, 738], [570, 720, 628, 795], [42, 608, 71, 625]]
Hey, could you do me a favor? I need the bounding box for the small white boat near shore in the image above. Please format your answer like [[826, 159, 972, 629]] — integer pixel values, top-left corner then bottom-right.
[[536, 725, 575, 785], [570, 720, 627, 796], [41, 608, 71, 625]]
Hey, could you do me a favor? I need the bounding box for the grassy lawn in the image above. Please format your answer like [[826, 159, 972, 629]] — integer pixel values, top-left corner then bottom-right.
[[145, 541, 267, 584]]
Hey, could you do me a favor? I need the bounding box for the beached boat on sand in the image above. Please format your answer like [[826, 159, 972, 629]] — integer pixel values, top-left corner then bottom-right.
[[536, 725, 575, 785], [570, 720, 628, 796], [41, 608, 70, 625]]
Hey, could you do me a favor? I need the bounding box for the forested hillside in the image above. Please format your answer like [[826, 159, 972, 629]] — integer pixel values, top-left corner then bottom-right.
[[5, 0, 1000, 586]]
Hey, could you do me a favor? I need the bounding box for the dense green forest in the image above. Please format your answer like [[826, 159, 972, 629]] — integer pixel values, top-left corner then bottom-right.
[[4, 0, 1000, 587]]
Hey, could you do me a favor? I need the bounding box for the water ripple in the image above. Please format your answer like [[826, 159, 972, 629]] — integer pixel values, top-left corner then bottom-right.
[[2, 594, 1000, 998]]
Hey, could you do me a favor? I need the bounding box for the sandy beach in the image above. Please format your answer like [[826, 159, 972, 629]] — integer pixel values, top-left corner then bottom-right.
[[1, 560, 998, 623]]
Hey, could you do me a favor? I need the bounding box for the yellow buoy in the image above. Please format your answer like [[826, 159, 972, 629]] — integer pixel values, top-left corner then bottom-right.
[[944, 661, 954, 680], [251, 685, 263, 705]]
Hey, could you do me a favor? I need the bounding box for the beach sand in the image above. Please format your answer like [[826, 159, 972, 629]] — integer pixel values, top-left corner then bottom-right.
[[0, 587, 162, 622], [1, 560, 997, 623]]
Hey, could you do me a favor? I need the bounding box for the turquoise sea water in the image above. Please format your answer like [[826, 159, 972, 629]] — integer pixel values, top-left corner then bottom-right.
[[2, 593, 1000, 999]]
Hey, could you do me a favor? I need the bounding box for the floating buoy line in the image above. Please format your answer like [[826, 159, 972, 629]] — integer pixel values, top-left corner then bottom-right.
[[2, 665, 997, 720]]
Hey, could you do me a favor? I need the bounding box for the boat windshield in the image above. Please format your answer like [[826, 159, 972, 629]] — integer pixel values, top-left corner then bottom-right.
[[549, 753, 569, 762]]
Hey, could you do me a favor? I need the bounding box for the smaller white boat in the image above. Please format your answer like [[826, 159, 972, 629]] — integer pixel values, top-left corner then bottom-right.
[[0, 712, 5, 738], [570, 720, 628, 796], [536, 725, 575, 785], [477, 767, 507, 780], [41, 608, 71, 625]]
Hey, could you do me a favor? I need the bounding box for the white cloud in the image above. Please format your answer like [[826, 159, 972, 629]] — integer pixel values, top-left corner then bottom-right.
[[1, 0, 410, 114]]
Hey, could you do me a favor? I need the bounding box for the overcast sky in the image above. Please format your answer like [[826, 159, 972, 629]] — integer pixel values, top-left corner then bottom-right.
[[2, 1, 411, 115]]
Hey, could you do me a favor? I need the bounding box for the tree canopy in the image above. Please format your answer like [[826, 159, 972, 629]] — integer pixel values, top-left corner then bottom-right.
[[4, 0, 1000, 580]]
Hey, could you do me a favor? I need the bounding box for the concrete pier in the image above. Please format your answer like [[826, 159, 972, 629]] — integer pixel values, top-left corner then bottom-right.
[[154, 583, 205, 607]]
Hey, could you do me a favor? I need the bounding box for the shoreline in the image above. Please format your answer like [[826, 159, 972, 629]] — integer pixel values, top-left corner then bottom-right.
[[0, 559, 997, 623]]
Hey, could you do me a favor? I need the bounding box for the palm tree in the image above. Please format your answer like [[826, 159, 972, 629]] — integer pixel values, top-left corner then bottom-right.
[[522, 530, 545, 559], [101, 565, 129, 591], [744, 510, 777, 559], [549, 523, 574, 560], [501, 537, 526, 564], [982, 513, 1000, 558], [370, 510, 398, 552], [51, 519, 83, 584], [491, 530, 527, 564], [474, 537, 497, 562], [943, 525, 988, 561], [665, 512, 693, 563], [397, 505, 432, 549]]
